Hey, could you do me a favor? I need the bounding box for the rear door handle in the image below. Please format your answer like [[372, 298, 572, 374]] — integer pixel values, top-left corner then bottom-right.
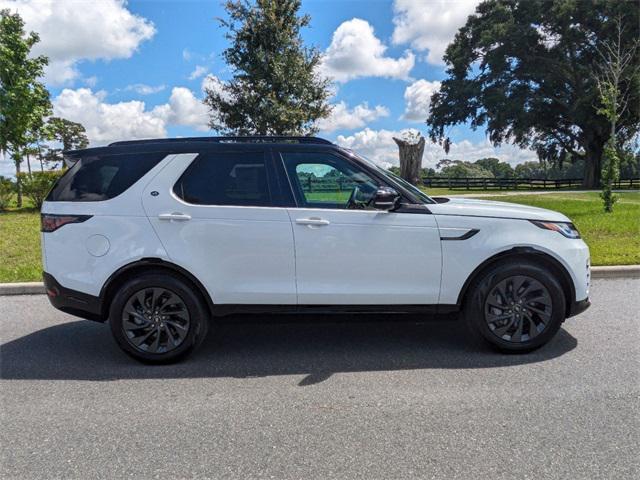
[[158, 212, 191, 221], [295, 217, 330, 226]]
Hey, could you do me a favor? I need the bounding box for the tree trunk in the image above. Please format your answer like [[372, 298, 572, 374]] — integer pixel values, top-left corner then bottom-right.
[[14, 156, 22, 208], [26, 154, 32, 175], [37, 142, 44, 172], [393, 136, 426, 185], [582, 138, 605, 188]]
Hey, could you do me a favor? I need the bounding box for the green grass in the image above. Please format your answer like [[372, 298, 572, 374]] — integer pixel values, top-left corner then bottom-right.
[[0, 191, 638, 282], [478, 192, 640, 266], [304, 191, 351, 202], [0, 208, 42, 282]]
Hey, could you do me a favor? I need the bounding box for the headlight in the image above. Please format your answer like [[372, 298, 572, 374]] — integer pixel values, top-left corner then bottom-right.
[[530, 220, 581, 239]]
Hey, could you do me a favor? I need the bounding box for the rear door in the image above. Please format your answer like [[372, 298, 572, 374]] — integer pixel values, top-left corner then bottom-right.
[[142, 150, 296, 304], [277, 150, 442, 305]]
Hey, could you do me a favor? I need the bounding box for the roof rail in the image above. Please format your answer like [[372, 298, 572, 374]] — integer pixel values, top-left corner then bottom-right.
[[108, 136, 333, 147]]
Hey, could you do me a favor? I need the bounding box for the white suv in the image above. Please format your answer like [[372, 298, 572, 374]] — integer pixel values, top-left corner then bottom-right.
[[41, 136, 590, 363]]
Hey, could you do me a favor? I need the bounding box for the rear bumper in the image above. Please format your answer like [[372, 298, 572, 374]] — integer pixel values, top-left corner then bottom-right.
[[43, 272, 106, 322], [568, 297, 591, 318]]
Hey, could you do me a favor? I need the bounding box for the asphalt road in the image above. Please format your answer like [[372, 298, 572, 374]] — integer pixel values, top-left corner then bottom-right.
[[1, 278, 638, 479]]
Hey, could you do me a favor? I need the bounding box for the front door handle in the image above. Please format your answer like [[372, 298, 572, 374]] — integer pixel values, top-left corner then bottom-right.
[[295, 217, 330, 226], [158, 212, 191, 221]]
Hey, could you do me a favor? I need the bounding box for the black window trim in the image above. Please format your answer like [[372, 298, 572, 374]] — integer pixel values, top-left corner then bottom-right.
[[172, 149, 278, 208]]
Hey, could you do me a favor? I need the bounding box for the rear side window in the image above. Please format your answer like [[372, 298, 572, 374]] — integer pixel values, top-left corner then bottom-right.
[[174, 152, 271, 206], [47, 152, 166, 202]]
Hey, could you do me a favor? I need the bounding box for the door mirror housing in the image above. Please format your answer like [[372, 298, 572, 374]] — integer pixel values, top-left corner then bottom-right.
[[372, 186, 401, 211]]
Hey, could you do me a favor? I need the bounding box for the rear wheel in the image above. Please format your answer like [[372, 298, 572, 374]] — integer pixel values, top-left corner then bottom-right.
[[109, 272, 209, 363], [462, 261, 566, 352]]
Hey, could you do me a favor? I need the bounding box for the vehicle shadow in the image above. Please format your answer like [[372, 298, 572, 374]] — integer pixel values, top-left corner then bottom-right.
[[0, 314, 577, 385]]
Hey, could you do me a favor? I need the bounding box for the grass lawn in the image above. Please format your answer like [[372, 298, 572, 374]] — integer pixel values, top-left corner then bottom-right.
[[477, 192, 640, 266], [0, 208, 42, 283], [0, 191, 638, 282]]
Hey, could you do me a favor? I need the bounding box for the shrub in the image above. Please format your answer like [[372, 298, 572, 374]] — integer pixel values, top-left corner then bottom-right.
[[0, 176, 16, 210], [17, 171, 64, 209]]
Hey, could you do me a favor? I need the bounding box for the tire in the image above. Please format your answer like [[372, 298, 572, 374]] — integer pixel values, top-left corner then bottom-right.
[[109, 271, 210, 364], [462, 260, 566, 353]]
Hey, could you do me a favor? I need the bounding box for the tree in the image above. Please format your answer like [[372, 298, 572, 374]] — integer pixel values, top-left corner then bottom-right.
[[393, 130, 425, 185], [0, 175, 15, 210], [42, 117, 89, 167], [204, 0, 332, 135], [514, 161, 547, 180], [427, 1, 640, 188], [474, 157, 514, 178], [436, 159, 494, 179], [593, 15, 639, 212], [0, 10, 51, 206]]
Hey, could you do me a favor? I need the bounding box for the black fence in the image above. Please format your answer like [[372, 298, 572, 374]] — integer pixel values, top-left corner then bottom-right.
[[422, 177, 640, 190]]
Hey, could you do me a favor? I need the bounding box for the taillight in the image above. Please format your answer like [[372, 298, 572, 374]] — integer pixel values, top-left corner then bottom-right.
[[41, 214, 92, 232]]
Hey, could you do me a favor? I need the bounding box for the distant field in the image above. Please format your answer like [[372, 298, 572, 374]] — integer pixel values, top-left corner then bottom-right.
[[0, 191, 638, 282], [476, 192, 640, 266]]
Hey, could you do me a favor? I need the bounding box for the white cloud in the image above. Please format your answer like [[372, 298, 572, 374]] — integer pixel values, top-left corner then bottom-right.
[[336, 128, 538, 168], [52, 89, 167, 144], [320, 18, 415, 82], [51, 85, 212, 145], [188, 65, 208, 80], [0, 0, 155, 85], [392, 0, 479, 65], [402, 79, 441, 121], [317, 101, 389, 133], [0, 152, 15, 177], [153, 87, 209, 131], [125, 84, 166, 95]]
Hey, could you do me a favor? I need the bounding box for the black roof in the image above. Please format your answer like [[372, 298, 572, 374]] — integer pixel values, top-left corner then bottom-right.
[[64, 136, 336, 162]]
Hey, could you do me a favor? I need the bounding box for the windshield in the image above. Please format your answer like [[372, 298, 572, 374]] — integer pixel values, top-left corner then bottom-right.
[[347, 150, 435, 205]]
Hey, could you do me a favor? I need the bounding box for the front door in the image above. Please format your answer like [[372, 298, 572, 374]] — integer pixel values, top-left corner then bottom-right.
[[279, 151, 441, 305], [142, 151, 296, 305]]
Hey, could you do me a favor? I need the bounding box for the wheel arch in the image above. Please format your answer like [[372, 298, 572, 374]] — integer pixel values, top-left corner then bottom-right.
[[456, 247, 576, 316], [99, 258, 215, 320]]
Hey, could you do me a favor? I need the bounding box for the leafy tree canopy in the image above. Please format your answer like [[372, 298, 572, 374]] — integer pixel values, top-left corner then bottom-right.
[[0, 9, 51, 205], [42, 117, 89, 166], [474, 157, 514, 178], [427, 0, 640, 187], [204, 0, 332, 135], [0, 9, 50, 156], [436, 159, 495, 178]]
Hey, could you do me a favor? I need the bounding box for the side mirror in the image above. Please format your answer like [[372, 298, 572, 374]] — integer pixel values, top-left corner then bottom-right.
[[372, 186, 401, 211]]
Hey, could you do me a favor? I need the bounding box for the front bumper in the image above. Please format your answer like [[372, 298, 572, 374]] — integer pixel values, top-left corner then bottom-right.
[[568, 297, 591, 318], [43, 272, 106, 322]]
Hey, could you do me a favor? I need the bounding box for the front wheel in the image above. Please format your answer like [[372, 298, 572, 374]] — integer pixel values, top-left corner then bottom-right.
[[109, 272, 209, 363], [462, 261, 566, 353]]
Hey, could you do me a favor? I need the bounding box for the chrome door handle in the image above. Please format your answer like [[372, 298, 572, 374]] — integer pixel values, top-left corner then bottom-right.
[[295, 217, 330, 226], [158, 212, 191, 221]]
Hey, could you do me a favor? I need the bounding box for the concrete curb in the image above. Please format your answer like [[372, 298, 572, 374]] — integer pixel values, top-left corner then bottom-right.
[[590, 265, 640, 279], [0, 265, 638, 296], [0, 282, 46, 295]]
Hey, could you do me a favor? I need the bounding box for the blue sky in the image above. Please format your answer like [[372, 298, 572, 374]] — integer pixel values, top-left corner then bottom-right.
[[0, 0, 538, 177]]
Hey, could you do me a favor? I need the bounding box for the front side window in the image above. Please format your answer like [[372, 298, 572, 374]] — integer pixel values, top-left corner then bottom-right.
[[174, 151, 271, 206], [282, 152, 380, 209]]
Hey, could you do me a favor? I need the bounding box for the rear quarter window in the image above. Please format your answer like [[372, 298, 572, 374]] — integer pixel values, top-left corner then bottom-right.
[[47, 152, 166, 202], [173, 151, 271, 206]]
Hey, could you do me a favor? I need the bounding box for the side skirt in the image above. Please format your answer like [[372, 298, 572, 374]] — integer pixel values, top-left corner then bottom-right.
[[212, 304, 459, 319]]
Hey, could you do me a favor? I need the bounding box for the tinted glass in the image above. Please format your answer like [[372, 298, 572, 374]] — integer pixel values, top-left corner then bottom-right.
[[174, 152, 271, 206], [282, 152, 379, 209], [47, 152, 166, 202]]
